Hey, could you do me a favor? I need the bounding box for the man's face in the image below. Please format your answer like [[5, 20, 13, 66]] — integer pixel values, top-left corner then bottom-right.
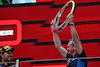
[[1, 50, 13, 62], [67, 41, 75, 55]]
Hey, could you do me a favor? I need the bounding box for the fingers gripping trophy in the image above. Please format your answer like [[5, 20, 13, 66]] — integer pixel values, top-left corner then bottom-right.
[[51, 0, 76, 33]]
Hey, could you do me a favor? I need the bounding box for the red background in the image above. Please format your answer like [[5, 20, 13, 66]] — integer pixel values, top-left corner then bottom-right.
[[0, 0, 100, 67]]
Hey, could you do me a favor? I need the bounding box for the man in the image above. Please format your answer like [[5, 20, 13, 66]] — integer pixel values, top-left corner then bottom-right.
[[51, 13, 87, 67], [0, 45, 15, 67]]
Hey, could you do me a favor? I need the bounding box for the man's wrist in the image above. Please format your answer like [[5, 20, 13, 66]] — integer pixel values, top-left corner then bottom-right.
[[69, 22, 75, 26]]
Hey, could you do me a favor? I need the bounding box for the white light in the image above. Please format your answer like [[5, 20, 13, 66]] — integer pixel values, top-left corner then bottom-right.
[[12, 0, 37, 4]]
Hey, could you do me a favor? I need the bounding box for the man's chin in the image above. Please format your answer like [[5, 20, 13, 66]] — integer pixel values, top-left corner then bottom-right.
[[7, 60, 12, 62], [8, 59, 12, 62], [68, 52, 71, 54]]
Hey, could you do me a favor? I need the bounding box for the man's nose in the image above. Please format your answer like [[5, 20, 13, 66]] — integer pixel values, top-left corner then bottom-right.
[[9, 53, 12, 56]]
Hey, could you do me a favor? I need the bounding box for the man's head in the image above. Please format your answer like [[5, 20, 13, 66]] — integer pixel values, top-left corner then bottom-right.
[[67, 40, 77, 55], [0, 45, 15, 62]]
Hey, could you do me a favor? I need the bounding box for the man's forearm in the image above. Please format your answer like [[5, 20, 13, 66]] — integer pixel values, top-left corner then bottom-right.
[[53, 32, 62, 49], [70, 23, 80, 42], [53, 32, 67, 58]]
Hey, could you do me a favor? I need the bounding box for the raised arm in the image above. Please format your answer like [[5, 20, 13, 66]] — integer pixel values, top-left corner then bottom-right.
[[51, 20, 67, 58], [67, 13, 83, 54]]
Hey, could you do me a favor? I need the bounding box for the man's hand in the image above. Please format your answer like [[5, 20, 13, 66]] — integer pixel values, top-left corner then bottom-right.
[[67, 13, 74, 24], [50, 20, 59, 33], [50, 20, 55, 32]]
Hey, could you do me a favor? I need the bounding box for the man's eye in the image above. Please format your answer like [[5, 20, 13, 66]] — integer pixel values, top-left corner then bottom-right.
[[8, 52, 12, 54]]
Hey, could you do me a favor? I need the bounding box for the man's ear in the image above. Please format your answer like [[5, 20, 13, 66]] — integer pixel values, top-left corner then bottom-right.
[[74, 47, 77, 50], [0, 53, 3, 57]]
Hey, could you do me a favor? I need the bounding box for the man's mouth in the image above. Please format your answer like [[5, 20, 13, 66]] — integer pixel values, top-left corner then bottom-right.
[[8, 56, 12, 59]]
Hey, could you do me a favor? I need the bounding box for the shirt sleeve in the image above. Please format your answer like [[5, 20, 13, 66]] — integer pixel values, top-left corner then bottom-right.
[[79, 50, 87, 57], [78, 50, 87, 61]]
